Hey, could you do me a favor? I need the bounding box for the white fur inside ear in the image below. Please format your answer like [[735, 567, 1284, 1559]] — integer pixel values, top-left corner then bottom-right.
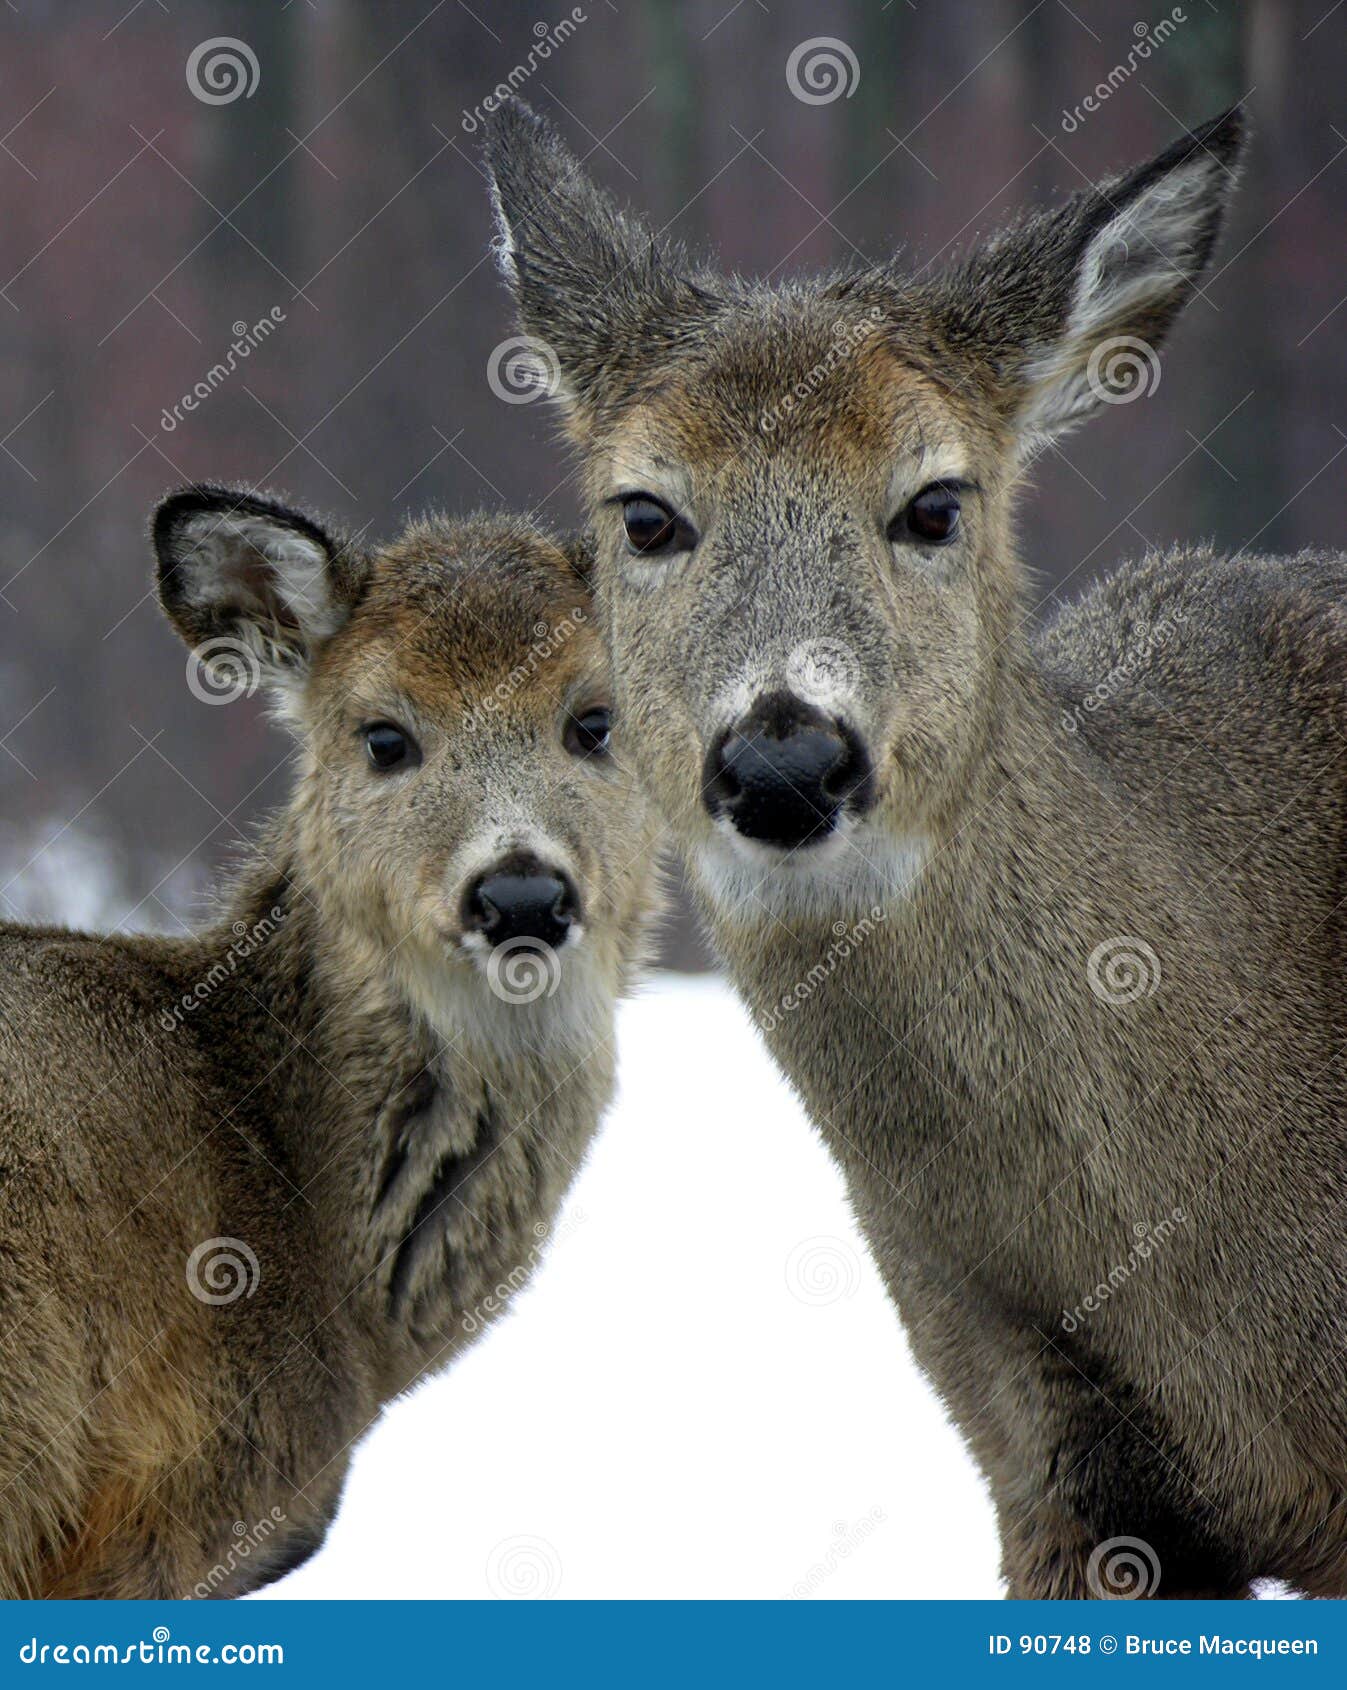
[[177, 513, 342, 642], [1019, 155, 1218, 441], [1069, 157, 1215, 339], [487, 174, 520, 285], [485, 177, 582, 417]]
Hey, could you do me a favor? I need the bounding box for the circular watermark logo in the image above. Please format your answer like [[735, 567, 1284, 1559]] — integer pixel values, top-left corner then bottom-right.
[[1086, 1535, 1161, 1598], [786, 37, 860, 104], [186, 1237, 260, 1305], [785, 637, 863, 702], [486, 937, 563, 1004], [486, 1535, 562, 1598], [486, 335, 562, 405], [1087, 937, 1161, 1006], [1086, 334, 1161, 405], [186, 636, 262, 705], [784, 1236, 861, 1306], [186, 39, 260, 105]]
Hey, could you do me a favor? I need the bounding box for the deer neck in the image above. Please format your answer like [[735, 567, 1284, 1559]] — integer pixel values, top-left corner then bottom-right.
[[206, 823, 614, 1380], [699, 640, 1152, 1195]]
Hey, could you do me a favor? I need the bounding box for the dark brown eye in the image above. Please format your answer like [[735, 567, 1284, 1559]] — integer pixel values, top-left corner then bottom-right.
[[621, 495, 697, 557], [363, 722, 419, 772], [565, 706, 611, 759], [892, 483, 962, 546]]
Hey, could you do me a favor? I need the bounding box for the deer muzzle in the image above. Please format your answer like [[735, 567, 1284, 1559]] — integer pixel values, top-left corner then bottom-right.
[[702, 690, 876, 851]]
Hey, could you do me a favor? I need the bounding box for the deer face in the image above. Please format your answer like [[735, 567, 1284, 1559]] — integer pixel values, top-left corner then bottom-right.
[[588, 302, 1005, 918], [154, 489, 656, 1048], [484, 103, 1243, 921]]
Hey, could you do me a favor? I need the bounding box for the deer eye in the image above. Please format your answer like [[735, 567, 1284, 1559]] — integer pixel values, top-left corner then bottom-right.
[[362, 722, 420, 772], [620, 495, 697, 557], [891, 483, 963, 546], [565, 706, 611, 759]]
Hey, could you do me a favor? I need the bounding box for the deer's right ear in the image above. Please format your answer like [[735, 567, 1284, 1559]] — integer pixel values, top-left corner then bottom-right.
[[153, 485, 367, 691], [482, 101, 709, 433]]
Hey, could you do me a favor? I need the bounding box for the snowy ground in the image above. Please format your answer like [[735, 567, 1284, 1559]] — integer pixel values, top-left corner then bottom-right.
[[254, 973, 1002, 1600]]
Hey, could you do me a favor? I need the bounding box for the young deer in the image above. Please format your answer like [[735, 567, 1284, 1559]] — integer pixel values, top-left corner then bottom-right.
[[0, 486, 659, 1598], [485, 103, 1347, 1598]]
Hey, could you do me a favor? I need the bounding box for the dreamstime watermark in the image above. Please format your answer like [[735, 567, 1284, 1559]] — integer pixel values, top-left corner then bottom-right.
[[1087, 936, 1161, 1006], [786, 37, 859, 105], [186, 38, 260, 105], [1086, 1534, 1162, 1598], [784, 1236, 862, 1306], [1060, 1208, 1186, 1332], [19, 1628, 283, 1666], [159, 905, 286, 1031], [1086, 333, 1162, 406], [186, 1237, 261, 1306], [759, 904, 888, 1033], [462, 608, 587, 733], [1060, 10, 1187, 133], [190, 1509, 288, 1599], [186, 634, 264, 706], [487, 936, 563, 1005], [486, 1534, 563, 1597], [161, 308, 286, 432], [460, 10, 588, 133], [786, 636, 863, 703], [1060, 606, 1188, 734], [785, 1509, 887, 1597], [761, 308, 883, 433], [460, 1210, 585, 1338], [487, 333, 563, 405]]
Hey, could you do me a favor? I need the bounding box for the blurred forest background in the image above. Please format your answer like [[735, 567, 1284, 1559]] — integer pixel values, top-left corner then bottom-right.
[[0, 0, 1338, 965]]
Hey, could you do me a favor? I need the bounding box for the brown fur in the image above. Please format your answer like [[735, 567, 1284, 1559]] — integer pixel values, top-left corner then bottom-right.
[[486, 103, 1347, 1597], [0, 488, 660, 1597]]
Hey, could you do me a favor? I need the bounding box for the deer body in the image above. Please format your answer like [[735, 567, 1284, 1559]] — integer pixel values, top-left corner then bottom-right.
[[718, 545, 1347, 1597], [486, 102, 1347, 1594], [0, 494, 657, 1598]]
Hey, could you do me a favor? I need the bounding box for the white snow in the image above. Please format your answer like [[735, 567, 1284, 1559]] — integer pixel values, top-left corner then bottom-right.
[[254, 972, 1001, 1600]]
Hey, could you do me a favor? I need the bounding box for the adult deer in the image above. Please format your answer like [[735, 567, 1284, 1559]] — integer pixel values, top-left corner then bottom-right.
[[485, 103, 1347, 1597]]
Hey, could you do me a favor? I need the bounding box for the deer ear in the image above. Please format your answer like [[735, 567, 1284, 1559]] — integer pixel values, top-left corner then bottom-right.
[[153, 485, 367, 696], [482, 100, 711, 431], [935, 107, 1245, 447]]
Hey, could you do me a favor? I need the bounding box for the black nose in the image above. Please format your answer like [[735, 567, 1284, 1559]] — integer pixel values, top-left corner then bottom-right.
[[462, 855, 579, 950], [703, 691, 874, 850]]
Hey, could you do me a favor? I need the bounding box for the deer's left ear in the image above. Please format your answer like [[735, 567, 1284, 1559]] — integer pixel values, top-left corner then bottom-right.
[[930, 107, 1246, 447]]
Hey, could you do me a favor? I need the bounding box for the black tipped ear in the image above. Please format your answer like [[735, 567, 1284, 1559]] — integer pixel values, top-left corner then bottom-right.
[[483, 101, 650, 299], [930, 106, 1247, 446], [483, 101, 712, 430], [153, 485, 367, 691]]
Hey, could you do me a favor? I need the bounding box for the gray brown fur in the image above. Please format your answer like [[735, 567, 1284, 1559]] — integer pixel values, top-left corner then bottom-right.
[[0, 488, 659, 1597], [485, 102, 1347, 1597]]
